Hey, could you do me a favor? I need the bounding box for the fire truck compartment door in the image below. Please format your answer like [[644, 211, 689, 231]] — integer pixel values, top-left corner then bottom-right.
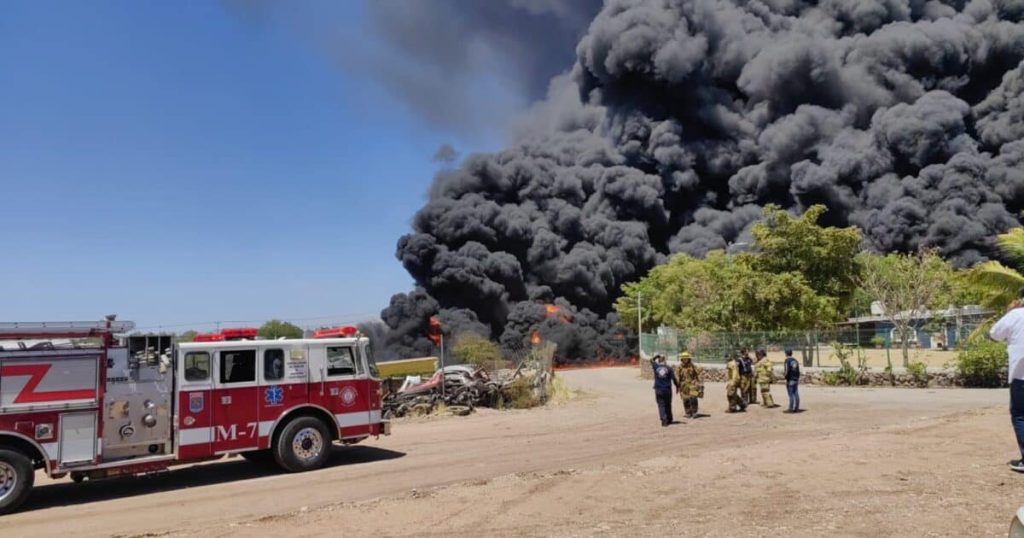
[[59, 412, 97, 465], [0, 351, 100, 412]]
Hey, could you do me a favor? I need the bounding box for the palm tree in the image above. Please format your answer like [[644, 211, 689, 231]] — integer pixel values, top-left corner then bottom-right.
[[966, 228, 1024, 310]]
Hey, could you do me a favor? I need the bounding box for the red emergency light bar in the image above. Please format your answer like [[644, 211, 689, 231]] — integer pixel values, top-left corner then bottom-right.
[[192, 327, 258, 342], [221, 328, 258, 340], [313, 326, 358, 339]]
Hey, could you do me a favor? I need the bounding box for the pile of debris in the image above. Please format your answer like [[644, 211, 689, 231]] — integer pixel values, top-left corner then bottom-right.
[[382, 365, 506, 418], [382, 342, 555, 418]]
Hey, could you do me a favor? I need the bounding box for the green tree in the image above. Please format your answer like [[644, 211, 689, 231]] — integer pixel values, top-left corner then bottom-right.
[[751, 204, 863, 311], [965, 228, 1024, 310], [451, 332, 502, 368], [857, 250, 956, 367], [615, 251, 836, 334], [258, 319, 304, 340], [177, 330, 198, 343]]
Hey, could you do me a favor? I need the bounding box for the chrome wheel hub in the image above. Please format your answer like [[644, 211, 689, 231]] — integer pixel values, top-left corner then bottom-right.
[[0, 461, 16, 502], [292, 427, 324, 461]]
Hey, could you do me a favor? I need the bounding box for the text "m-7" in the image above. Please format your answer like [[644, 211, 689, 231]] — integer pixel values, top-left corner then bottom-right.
[[215, 422, 258, 442]]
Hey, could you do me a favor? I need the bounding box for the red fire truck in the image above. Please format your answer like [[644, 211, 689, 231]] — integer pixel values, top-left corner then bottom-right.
[[0, 317, 390, 514]]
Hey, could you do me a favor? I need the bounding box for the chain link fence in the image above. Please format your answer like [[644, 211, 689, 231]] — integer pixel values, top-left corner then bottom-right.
[[641, 324, 985, 368]]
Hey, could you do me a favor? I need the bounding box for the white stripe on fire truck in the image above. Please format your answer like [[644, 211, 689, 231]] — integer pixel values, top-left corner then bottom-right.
[[40, 442, 57, 460], [178, 411, 381, 447], [179, 427, 212, 446], [335, 410, 381, 428]]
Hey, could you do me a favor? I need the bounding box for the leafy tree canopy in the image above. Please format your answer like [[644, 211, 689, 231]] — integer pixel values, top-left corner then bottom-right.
[[615, 251, 836, 333], [856, 250, 956, 366], [965, 228, 1024, 310], [751, 204, 862, 312], [258, 319, 304, 340]]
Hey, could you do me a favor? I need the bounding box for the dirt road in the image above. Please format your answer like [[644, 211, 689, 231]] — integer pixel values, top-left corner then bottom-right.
[[2, 367, 1018, 537]]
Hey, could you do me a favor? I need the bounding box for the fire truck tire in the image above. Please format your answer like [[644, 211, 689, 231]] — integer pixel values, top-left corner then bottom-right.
[[273, 416, 331, 473], [0, 449, 34, 515]]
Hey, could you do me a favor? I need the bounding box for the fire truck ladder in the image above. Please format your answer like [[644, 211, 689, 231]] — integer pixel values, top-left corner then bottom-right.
[[0, 320, 136, 338]]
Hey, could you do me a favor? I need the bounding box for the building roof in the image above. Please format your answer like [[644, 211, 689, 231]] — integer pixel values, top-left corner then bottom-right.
[[841, 305, 992, 325]]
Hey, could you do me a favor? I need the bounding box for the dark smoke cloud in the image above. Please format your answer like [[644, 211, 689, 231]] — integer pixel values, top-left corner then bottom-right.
[[375, 0, 1024, 359], [373, 288, 490, 360], [223, 0, 603, 135]]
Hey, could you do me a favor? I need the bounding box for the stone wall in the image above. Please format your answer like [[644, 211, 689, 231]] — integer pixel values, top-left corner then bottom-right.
[[638, 358, 991, 388]]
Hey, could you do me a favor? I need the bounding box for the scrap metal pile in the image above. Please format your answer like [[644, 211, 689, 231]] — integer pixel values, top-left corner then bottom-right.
[[382, 342, 555, 418], [382, 365, 508, 418]]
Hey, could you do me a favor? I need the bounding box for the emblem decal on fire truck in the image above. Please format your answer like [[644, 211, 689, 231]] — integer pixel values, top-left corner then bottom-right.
[[189, 392, 204, 413], [340, 386, 357, 407], [265, 385, 284, 406]]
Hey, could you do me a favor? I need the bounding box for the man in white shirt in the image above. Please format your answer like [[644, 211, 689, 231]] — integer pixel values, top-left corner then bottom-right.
[[988, 290, 1024, 473]]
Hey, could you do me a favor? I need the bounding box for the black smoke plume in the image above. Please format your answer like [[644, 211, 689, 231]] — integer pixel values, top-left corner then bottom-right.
[[379, 0, 1024, 359]]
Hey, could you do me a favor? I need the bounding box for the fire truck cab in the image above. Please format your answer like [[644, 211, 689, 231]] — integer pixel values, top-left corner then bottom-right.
[[0, 319, 389, 514]]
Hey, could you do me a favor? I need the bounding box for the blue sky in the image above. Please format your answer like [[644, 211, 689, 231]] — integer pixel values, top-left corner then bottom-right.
[[0, 2, 500, 331]]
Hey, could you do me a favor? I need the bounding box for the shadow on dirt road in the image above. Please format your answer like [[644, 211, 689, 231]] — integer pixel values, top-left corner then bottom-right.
[[21, 446, 405, 513]]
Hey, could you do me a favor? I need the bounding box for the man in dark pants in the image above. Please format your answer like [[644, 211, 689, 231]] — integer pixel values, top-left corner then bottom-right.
[[651, 355, 679, 426], [989, 289, 1024, 472], [740, 348, 756, 405], [783, 348, 801, 413]]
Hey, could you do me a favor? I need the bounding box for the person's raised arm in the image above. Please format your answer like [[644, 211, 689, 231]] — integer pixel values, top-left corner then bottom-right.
[[991, 309, 1017, 342]]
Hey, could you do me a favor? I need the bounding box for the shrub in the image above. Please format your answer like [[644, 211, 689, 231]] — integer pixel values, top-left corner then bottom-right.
[[452, 333, 502, 369], [821, 370, 842, 386], [955, 336, 1008, 388], [500, 376, 542, 409], [547, 374, 576, 404], [870, 335, 886, 348], [906, 360, 928, 387], [826, 342, 865, 385], [822, 364, 860, 386]]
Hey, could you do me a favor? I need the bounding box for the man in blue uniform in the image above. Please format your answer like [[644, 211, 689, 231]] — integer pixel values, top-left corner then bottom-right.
[[652, 355, 680, 426], [783, 348, 801, 413]]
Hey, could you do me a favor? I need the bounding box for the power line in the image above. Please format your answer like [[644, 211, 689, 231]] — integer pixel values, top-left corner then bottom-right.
[[134, 311, 382, 332]]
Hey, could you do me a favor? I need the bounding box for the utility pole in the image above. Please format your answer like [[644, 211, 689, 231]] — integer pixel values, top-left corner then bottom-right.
[[439, 333, 445, 400], [637, 293, 643, 360]]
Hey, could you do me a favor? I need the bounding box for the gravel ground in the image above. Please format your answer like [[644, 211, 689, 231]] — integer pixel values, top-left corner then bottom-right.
[[2, 367, 1017, 537]]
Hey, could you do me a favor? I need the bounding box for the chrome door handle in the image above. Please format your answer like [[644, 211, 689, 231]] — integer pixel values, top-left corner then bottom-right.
[[221, 396, 231, 404]]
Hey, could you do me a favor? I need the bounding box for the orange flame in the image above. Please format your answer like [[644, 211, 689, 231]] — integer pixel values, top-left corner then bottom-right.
[[543, 304, 571, 323], [530, 331, 541, 345]]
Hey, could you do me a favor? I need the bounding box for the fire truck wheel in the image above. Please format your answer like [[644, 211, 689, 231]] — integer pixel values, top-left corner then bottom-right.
[[0, 449, 34, 515], [274, 416, 331, 473]]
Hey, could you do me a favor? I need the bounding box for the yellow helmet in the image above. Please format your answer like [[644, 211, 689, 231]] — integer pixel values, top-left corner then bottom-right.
[[678, 351, 691, 360]]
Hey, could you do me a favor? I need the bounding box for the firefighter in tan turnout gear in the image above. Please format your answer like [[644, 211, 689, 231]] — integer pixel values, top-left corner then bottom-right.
[[725, 352, 746, 413], [675, 351, 703, 419], [755, 349, 777, 408]]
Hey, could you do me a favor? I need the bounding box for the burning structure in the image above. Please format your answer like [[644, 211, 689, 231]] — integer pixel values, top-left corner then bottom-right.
[[371, 0, 1024, 360]]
